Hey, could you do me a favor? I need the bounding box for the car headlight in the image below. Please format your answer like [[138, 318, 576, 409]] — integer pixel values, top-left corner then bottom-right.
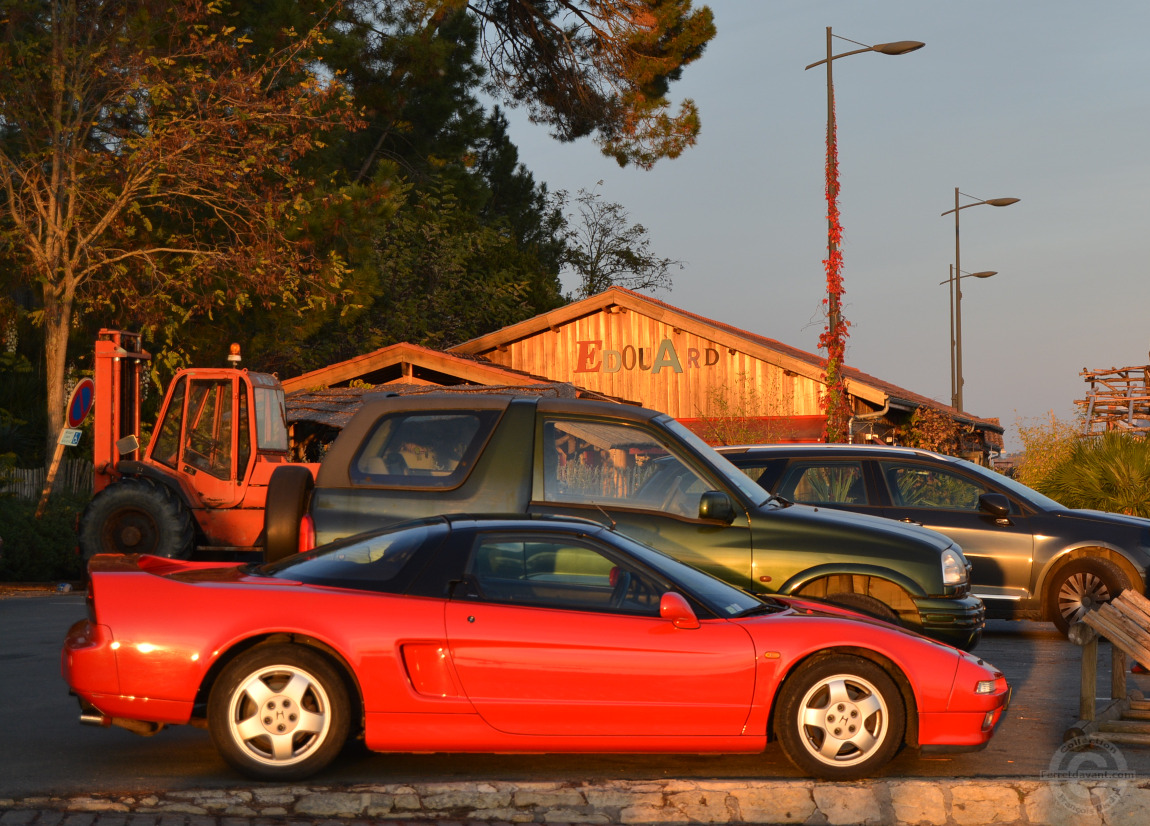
[[942, 547, 968, 586]]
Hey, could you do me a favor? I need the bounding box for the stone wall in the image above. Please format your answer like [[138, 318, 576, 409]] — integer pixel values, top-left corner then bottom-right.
[[3, 777, 1148, 825]]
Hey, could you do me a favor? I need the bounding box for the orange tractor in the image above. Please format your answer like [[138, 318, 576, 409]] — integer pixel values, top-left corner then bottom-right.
[[78, 330, 318, 562]]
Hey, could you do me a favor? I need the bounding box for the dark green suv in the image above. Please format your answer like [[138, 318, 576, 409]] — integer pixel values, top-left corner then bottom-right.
[[267, 394, 984, 648]]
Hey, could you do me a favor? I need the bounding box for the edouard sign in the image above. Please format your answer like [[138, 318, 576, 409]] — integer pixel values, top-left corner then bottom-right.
[[574, 338, 719, 375]]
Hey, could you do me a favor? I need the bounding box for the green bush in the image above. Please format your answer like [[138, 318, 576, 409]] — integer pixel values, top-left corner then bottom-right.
[[1037, 432, 1150, 517], [0, 495, 86, 582]]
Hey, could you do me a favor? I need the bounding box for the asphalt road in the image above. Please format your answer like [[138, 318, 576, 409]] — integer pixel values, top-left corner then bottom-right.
[[5, 592, 1150, 798]]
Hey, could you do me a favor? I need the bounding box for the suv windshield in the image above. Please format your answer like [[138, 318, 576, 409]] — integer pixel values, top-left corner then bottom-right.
[[661, 418, 772, 507]]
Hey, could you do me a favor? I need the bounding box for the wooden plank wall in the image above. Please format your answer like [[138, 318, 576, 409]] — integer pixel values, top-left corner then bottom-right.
[[485, 309, 823, 420]]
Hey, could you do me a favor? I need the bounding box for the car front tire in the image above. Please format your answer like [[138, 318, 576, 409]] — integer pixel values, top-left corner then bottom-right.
[[824, 592, 898, 622], [208, 644, 349, 781], [775, 654, 905, 780]]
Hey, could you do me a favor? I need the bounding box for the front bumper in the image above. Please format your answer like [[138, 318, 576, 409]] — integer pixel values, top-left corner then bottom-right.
[[910, 595, 986, 650], [920, 682, 1011, 750]]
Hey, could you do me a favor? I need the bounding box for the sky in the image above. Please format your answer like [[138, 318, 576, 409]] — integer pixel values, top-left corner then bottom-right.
[[495, 0, 1150, 453]]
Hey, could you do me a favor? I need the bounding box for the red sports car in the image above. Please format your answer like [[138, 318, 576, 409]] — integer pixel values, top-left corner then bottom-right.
[[62, 514, 1009, 781]]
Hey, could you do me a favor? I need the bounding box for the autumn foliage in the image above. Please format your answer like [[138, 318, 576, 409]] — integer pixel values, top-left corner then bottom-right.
[[0, 0, 361, 451]]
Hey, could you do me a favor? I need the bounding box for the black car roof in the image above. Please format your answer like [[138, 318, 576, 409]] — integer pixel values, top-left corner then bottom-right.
[[717, 443, 962, 464]]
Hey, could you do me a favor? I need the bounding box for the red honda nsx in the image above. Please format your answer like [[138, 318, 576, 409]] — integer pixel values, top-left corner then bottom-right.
[[62, 514, 1009, 781]]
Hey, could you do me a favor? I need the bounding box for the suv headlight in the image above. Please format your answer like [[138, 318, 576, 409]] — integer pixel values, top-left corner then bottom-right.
[[942, 547, 968, 587]]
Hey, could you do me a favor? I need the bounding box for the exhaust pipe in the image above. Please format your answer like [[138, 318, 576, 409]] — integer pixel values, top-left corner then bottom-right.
[[79, 711, 164, 736]]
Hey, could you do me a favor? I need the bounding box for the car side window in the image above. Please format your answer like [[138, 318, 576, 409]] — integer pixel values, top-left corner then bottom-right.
[[461, 533, 661, 616], [777, 461, 868, 506], [541, 418, 712, 518], [880, 462, 987, 511], [350, 410, 498, 488]]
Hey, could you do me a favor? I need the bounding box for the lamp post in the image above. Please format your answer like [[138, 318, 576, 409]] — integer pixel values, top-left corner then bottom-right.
[[941, 267, 997, 413], [806, 29, 923, 441], [940, 190, 1019, 412]]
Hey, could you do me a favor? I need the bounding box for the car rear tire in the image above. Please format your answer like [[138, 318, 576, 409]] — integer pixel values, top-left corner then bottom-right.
[[209, 644, 349, 781], [264, 466, 315, 562], [824, 592, 898, 622], [775, 654, 905, 780], [78, 477, 194, 559], [1046, 557, 1130, 636]]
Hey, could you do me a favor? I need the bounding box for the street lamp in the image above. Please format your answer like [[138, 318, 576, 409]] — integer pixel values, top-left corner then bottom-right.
[[940, 190, 1020, 412], [806, 29, 923, 442], [940, 268, 997, 414]]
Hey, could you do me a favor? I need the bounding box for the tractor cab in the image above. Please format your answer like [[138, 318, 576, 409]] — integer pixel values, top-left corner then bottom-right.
[[147, 370, 289, 508]]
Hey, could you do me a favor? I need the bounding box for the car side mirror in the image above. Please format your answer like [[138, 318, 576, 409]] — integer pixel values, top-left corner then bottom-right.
[[979, 493, 1011, 518], [698, 490, 736, 524], [660, 592, 700, 629]]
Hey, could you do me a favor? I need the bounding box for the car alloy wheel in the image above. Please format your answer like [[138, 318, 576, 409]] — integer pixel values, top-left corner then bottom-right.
[[209, 644, 349, 780], [1047, 557, 1130, 636], [776, 654, 904, 780]]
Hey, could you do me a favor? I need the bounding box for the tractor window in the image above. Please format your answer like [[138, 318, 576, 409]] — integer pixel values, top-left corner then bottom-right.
[[237, 383, 252, 480], [152, 376, 187, 470], [253, 385, 288, 452], [183, 379, 233, 480]]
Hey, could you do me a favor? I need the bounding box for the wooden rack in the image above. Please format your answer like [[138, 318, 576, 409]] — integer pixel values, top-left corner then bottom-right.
[[1066, 589, 1150, 746], [1078, 365, 1150, 436]]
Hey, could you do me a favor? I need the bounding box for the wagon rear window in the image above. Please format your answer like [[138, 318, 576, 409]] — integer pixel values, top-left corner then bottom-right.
[[350, 410, 499, 488]]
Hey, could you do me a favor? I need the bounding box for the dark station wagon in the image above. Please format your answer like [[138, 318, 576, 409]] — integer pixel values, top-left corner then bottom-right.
[[719, 444, 1150, 635]]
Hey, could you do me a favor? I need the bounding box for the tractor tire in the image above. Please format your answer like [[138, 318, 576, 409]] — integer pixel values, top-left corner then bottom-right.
[[78, 477, 195, 559], [264, 465, 315, 563]]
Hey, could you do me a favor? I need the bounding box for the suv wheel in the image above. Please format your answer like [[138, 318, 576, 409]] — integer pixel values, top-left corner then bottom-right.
[[1045, 557, 1129, 636]]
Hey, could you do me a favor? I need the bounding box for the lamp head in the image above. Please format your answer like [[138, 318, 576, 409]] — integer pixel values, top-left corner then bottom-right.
[[984, 198, 1020, 207], [872, 40, 925, 55]]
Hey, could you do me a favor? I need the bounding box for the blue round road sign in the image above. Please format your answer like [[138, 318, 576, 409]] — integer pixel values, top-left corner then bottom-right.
[[67, 378, 96, 428]]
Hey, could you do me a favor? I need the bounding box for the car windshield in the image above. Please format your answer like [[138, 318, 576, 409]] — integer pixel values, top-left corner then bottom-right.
[[954, 457, 1067, 511], [601, 527, 779, 618], [659, 418, 773, 507]]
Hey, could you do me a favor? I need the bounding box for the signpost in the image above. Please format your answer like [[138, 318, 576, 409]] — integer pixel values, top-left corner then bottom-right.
[[35, 379, 96, 518]]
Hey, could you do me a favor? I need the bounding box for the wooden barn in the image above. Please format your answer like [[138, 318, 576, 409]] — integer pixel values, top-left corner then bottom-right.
[[283, 288, 1002, 460], [450, 288, 1003, 457]]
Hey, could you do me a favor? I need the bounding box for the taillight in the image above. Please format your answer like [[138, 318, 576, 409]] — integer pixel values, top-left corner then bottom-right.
[[299, 514, 316, 554], [86, 584, 97, 624]]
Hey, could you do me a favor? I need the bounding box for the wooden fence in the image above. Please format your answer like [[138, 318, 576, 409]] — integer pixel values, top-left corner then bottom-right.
[[1, 458, 94, 502]]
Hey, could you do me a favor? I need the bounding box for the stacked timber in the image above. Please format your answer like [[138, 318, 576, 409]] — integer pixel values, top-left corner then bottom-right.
[[1067, 589, 1150, 746]]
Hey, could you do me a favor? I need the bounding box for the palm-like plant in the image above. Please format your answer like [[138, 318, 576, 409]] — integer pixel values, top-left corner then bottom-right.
[[1038, 432, 1150, 517]]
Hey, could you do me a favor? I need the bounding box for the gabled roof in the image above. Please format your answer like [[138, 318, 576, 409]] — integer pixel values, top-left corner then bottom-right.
[[279, 341, 549, 394], [451, 286, 1002, 434]]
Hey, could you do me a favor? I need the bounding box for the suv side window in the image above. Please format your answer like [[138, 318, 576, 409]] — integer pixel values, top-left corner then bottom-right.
[[350, 410, 498, 488], [463, 533, 661, 615], [880, 461, 988, 511], [777, 461, 868, 506], [541, 419, 712, 518]]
